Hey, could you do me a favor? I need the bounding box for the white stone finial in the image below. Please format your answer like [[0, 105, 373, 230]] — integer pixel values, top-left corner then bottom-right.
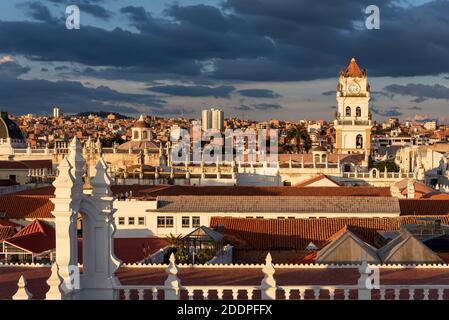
[[46, 263, 63, 300], [261, 253, 276, 300], [53, 157, 76, 197], [91, 159, 112, 197], [164, 253, 181, 300], [13, 276, 32, 300]]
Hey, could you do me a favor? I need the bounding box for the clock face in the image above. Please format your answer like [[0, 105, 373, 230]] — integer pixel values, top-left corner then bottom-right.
[[348, 82, 361, 94]]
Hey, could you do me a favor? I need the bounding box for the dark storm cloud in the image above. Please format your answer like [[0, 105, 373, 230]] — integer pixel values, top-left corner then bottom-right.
[[384, 84, 449, 100], [236, 103, 284, 111], [0, 60, 30, 78], [5, 0, 449, 82], [237, 89, 281, 98], [17, 2, 57, 23], [254, 103, 283, 110], [236, 105, 252, 111], [78, 3, 112, 20], [411, 97, 427, 103], [371, 106, 402, 117], [0, 59, 165, 115], [41, 0, 112, 20], [147, 85, 235, 98], [0, 77, 166, 115]]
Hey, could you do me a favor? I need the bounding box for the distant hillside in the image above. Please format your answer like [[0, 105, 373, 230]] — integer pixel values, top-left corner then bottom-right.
[[75, 111, 131, 119]]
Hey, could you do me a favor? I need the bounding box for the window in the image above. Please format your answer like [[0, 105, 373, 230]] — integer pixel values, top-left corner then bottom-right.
[[246, 216, 254, 219], [256, 216, 264, 219], [345, 106, 351, 116], [157, 217, 166, 228], [356, 106, 361, 117], [314, 154, 320, 163], [9, 175, 16, 183], [157, 216, 174, 228], [277, 217, 285, 220], [356, 134, 363, 149], [288, 217, 295, 219], [192, 216, 200, 228], [142, 131, 148, 140], [128, 217, 135, 225], [321, 154, 326, 162], [166, 216, 174, 228], [118, 217, 125, 225], [138, 217, 145, 225], [134, 131, 139, 140], [182, 216, 190, 228]]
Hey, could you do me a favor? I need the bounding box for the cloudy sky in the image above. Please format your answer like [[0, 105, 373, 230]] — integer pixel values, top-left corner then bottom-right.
[[1, 0, 449, 122]]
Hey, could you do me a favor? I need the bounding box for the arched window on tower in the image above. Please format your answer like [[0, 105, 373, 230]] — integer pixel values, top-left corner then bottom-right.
[[356, 106, 361, 117], [142, 131, 148, 140], [314, 154, 321, 163], [356, 134, 363, 149], [134, 131, 139, 140], [345, 106, 351, 116]]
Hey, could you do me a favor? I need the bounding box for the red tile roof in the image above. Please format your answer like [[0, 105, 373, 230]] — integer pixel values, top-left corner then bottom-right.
[[399, 199, 449, 216], [210, 216, 449, 250], [112, 185, 392, 198], [10, 184, 393, 198], [77, 237, 169, 264], [20, 160, 52, 171], [0, 193, 54, 219], [0, 219, 21, 229], [4, 220, 55, 254], [0, 161, 28, 170], [294, 175, 341, 187], [345, 58, 364, 78], [0, 226, 15, 240]]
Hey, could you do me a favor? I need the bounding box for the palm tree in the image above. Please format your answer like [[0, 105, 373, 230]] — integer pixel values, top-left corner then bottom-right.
[[281, 142, 295, 154], [165, 233, 183, 247], [286, 124, 312, 153]]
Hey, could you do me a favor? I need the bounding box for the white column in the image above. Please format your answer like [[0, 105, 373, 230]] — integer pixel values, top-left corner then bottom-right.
[[51, 157, 81, 298], [79, 159, 121, 300]]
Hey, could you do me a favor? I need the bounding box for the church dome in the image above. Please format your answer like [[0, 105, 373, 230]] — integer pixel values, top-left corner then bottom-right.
[[134, 114, 150, 128], [0, 112, 24, 140]]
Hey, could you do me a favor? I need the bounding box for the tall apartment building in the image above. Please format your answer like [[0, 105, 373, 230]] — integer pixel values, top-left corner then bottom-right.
[[53, 107, 62, 118], [201, 108, 224, 131]]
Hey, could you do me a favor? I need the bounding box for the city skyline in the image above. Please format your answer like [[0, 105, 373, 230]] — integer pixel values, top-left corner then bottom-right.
[[0, 0, 448, 122]]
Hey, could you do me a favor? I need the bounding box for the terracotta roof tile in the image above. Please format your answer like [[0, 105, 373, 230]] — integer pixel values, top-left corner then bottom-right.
[[0, 194, 54, 219], [294, 175, 341, 187], [399, 199, 449, 216], [210, 216, 449, 250], [155, 196, 399, 213], [0, 161, 28, 170], [4, 220, 55, 254], [0, 226, 15, 240]]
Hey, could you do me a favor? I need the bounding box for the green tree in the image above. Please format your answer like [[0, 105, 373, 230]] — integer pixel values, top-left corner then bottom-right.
[[165, 233, 183, 247], [100, 136, 125, 148], [286, 124, 312, 153], [374, 160, 400, 172], [281, 142, 295, 154]]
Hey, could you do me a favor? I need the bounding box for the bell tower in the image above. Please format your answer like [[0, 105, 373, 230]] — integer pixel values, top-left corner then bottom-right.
[[334, 58, 372, 155]]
